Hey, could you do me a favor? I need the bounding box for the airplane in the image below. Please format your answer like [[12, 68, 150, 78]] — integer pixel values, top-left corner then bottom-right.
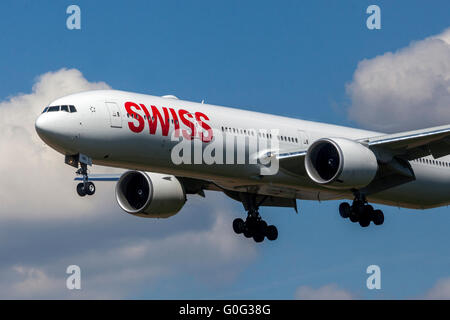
[[35, 89, 450, 243]]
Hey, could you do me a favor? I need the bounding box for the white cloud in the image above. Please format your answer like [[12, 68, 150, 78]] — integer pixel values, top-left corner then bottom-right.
[[9, 266, 61, 299], [424, 277, 450, 299], [295, 284, 355, 300], [346, 28, 450, 132]]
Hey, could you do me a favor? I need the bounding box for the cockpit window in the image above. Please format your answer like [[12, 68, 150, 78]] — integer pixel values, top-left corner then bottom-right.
[[48, 106, 60, 112], [43, 105, 77, 113]]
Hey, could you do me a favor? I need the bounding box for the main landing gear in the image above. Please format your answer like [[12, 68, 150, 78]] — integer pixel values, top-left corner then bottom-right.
[[339, 194, 384, 227], [232, 194, 278, 243], [75, 163, 96, 197]]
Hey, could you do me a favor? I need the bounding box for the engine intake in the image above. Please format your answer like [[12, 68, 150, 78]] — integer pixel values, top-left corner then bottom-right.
[[305, 138, 378, 189], [116, 171, 186, 218]]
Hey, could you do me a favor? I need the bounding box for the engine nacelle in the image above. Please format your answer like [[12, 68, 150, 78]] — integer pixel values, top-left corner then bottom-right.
[[305, 138, 378, 189], [115, 171, 186, 218]]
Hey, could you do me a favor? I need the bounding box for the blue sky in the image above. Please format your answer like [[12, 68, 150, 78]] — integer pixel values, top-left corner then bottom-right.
[[1, 0, 450, 299]]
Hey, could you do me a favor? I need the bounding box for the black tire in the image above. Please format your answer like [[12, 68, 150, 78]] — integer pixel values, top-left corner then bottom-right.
[[243, 218, 254, 238], [257, 220, 268, 234], [76, 183, 86, 197], [233, 218, 245, 234], [245, 217, 257, 232], [359, 217, 370, 227], [358, 205, 373, 227], [349, 208, 359, 223], [365, 205, 374, 215], [372, 210, 384, 225], [243, 228, 253, 238], [266, 225, 278, 241], [86, 182, 96, 196], [252, 220, 267, 243], [339, 202, 351, 218], [253, 234, 265, 243]]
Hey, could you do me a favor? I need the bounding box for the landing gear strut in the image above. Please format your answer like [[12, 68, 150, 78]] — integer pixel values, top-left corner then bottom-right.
[[339, 193, 384, 227], [233, 194, 278, 242], [75, 163, 96, 197]]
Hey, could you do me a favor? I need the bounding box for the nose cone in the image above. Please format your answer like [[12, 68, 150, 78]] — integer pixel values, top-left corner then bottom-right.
[[35, 114, 50, 141], [35, 113, 79, 154]]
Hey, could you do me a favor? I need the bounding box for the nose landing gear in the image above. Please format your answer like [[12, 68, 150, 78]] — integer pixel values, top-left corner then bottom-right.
[[75, 163, 96, 197], [76, 181, 96, 197]]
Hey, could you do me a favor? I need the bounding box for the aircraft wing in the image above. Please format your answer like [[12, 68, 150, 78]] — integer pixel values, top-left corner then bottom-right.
[[361, 124, 450, 160], [272, 124, 450, 165]]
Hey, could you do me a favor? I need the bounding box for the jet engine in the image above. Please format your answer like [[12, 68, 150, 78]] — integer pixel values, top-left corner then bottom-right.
[[115, 171, 186, 218], [305, 138, 378, 189]]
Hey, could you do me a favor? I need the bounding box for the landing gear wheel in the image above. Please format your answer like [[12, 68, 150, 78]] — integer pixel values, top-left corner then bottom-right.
[[349, 210, 359, 223], [76, 183, 86, 197], [372, 210, 384, 225], [236, 193, 280, 242], [257, 220, 268, 235], [243, 229, 253, 238], [266, 225, 278, 241], [365, 205, 374, 215], [341, 193, 385, 228], [253, 234, 265, 243], [339, 202, 351, 218], [359, 205, 372, 227], [75, 162, 95, 197], [253, 220, 267, 243], [233, 218, 245, 234], [243, 217, 254, 238], [359, 216, 370, 227], [86, 182, 96, 196]]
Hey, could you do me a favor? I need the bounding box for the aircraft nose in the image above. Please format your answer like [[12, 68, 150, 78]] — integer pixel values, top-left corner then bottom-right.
[[35, 113, 79, 154], [35, 114, 52, 142], [35, 114, 46, 136]]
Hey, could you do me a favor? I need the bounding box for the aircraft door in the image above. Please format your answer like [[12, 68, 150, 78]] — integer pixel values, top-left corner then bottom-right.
[[297, 130, 310, 149], [105, 102, 122, 128]]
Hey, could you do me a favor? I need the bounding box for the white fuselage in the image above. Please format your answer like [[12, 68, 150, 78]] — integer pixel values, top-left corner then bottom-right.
[[35, 90, 450, 210]]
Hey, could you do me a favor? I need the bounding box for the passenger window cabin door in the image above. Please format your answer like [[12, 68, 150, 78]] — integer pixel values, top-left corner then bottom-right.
[[105, 102, 122, 128]]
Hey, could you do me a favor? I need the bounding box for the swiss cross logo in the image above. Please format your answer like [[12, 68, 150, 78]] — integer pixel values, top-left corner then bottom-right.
[[125, 102, 213, 142]]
